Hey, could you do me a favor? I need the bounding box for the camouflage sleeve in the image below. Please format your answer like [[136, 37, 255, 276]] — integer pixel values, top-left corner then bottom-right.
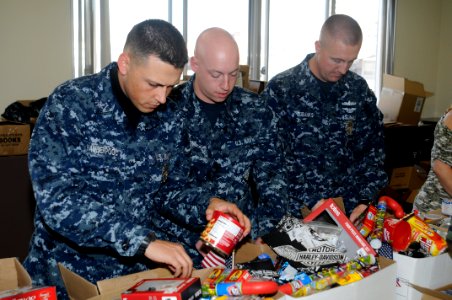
[[150, 82, 221, 236], [431, 115, 452, 166], [29, 87, 150, 257], [261, 79, 292, 155], [154, 174, 215, 233], [151, 109, 215, 233], [251, 98, 289, 236], [253, 146, 288, 235]]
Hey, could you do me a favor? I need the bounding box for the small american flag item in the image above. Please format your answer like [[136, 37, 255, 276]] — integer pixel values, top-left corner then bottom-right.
[[201, 250, 227, 268]]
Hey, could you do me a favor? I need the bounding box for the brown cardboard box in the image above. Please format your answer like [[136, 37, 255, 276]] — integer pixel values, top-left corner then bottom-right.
[[406, 189, 420, 204], [60, 242, 396, 300], [0, 257, 57, 299], [419, 283, 452, 300], [59, 265, 183, 300], [378, 74, 433, 125], [0, 258, 32, 292], [0, 121, 30, 156], [390, 166, 427, 190], [59, 244, 274, 300]]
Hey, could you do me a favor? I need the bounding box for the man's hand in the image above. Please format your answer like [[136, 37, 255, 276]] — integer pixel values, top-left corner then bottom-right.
[[312, 199, 367, 223], [206, 197, 251, 238], [144, 240, 193, 278], [350, 204, 368, 223]]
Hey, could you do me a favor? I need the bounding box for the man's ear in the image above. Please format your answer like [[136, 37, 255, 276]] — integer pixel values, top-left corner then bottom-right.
[[189, 56, 198, 72], [117, 52, 130, 75], [314, 40, 321, 53]]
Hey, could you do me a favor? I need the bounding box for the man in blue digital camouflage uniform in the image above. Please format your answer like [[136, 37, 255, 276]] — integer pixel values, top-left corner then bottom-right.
[[23, 20, 194, 298], [152, 27, 288, 266], [261, 14, 388, 222]]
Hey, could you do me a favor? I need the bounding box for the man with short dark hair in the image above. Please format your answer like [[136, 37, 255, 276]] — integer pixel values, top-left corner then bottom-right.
[[24, 19, 191, 298]]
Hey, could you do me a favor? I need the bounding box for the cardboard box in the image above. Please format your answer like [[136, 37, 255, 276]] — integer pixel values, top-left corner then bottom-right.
[[393, 252, 452, 300], [406, 189, 421, 204], [378, 74, 433, 125], [0, 121, 30, 156], [59, 244, 271, 300], [60, 243, 396, 300], [121, 277, 201, 300], [390, 166, 427, 190], [0, 257, 57, 300], [59, 265, 195, 300], [281, 256, 396, 300], [420, 283, 452, 300]]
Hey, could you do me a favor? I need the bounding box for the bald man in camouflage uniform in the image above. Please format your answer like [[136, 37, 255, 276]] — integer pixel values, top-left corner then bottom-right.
[[23, 20, 192, 298], [153, 27, 288, 266], [261, 14, 387, 221]]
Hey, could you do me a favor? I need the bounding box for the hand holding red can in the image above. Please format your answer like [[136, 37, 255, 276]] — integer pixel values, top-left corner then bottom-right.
[[205, 197, 251, 238]]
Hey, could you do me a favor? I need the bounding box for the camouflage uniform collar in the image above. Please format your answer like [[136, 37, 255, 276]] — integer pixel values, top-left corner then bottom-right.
[[110, 63, 142, 129], [183, 76, 236, 122]]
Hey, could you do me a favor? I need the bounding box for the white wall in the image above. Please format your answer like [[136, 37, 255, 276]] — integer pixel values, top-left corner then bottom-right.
[[394, 0, 452, 118], [0, 0, 72, 115]]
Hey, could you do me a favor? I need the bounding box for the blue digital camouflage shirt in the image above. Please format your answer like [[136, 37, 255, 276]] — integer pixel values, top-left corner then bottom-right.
[[261, 53, 388, 216], [23, 62, 185, 298], [152, 76, 288, 266]]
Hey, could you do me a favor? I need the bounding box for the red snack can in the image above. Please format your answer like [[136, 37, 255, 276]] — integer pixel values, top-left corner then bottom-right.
[[200, 210, 244, 256], [358, 205, 377, 238]]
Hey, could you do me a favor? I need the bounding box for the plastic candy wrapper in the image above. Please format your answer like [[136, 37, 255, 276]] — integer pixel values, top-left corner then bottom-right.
[[405, 214, 447, 256], [200, 268, 278, 298], [261, 214, 346, 271], [235, 253, 279, 280], [278, 254, 379, 296], [305, 221, 344, 249]]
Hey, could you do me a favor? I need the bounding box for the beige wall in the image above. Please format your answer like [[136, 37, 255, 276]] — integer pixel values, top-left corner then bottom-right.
[[0, 0, 72, 114], [436, 0, 452, 114], [394, 0, 452, 118], [0, 0, 450, 118]]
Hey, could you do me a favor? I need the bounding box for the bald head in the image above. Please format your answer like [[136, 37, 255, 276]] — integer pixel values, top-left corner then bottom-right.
[[190, 28, 240, 104], [319, 14, 362, 47], [193, 27, 239, 68]]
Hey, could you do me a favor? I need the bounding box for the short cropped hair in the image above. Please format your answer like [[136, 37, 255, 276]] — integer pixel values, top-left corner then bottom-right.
[[320, 14, 363, 46], [124, 19, 188, 69]]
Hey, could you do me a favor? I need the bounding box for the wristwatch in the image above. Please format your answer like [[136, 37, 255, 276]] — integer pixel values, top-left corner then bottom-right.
[[136, 232, 157, 256]]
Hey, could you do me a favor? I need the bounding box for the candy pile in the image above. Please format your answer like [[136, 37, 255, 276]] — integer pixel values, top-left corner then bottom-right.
[[199, 252, 379, 299], [354, 196, 448, 258]]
